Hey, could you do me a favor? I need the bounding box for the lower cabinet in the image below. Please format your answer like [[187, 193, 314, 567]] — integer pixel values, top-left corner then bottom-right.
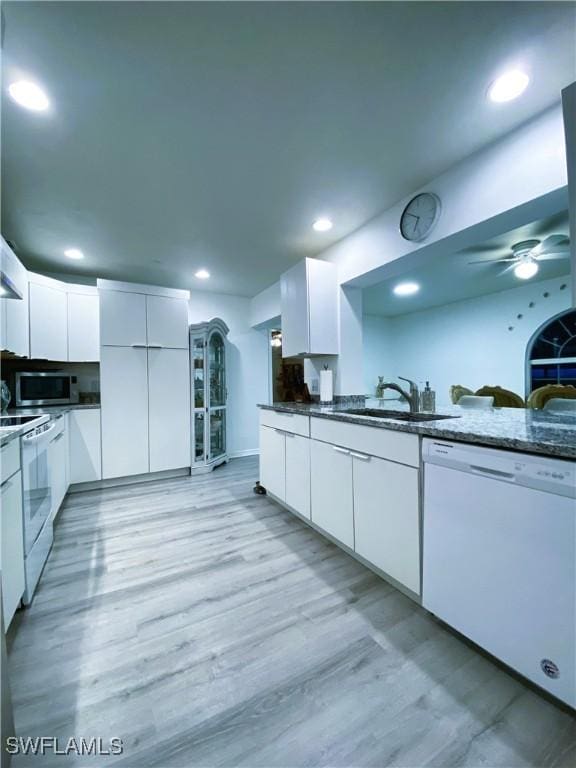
[[259, 427, 311, 518], [1, 469, 25, 629], [49, 419, 68, 519], [260, 426, 285, 501], [310, 439, 354, 548], [69, 409, 102, 484], [353, 454, 420, 594]]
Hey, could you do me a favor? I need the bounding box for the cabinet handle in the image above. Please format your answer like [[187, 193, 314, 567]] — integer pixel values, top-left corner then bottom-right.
[[131, 343, 147, 348], [350, 451, 371, 461], [51, 433, 65, 444], [333, 446, 350, 455], [147, 343, 163, 349]]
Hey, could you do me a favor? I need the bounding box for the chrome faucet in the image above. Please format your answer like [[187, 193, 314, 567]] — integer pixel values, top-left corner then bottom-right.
[[380, 377, 420, 413]]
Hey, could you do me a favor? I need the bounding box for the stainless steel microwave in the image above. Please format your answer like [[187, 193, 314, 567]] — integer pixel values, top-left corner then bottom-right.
[[15, 372, 77, 407]]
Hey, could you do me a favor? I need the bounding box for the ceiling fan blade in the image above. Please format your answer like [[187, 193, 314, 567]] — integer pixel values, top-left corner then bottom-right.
[[468, 257, 517, 265], [537, 234, 569, 251], [535, 251, 570, 261]]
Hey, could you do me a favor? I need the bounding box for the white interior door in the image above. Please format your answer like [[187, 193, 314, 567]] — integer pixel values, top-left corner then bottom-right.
[[353, 455, 420, 593], [285, 433, 310, 519], [146, 295, 188, 349], [100, 346, 149, 478], [99, 290, 147, 347], [148, 348, 190, 472], [259, 426, 285, 501], [310, 439, 353, 548]]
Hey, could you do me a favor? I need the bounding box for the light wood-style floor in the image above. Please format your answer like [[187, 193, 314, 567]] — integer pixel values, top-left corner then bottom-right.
[[8, 457, 575, 767]]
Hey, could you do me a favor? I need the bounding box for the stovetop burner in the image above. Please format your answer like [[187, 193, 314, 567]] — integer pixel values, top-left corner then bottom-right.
[[0, 415, 41, 427]]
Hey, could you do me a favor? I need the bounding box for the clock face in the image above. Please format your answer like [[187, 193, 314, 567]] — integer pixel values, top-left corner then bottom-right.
[[400, 193, 441, 242]]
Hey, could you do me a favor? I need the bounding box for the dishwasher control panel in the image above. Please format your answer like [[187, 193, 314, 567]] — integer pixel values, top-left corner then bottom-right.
[[423, 439, 575, 498]]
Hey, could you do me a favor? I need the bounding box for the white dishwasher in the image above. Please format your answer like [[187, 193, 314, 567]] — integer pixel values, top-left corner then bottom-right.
[[422, 438, 575, 708]]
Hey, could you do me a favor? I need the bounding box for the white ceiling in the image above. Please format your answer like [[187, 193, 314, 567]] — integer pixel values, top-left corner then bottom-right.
[[362, 211, 571, 317], [1, 2, 575, 296]]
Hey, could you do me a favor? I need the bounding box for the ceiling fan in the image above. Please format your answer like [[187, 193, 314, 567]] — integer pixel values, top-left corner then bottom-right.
[[468, 235, 570, 279]]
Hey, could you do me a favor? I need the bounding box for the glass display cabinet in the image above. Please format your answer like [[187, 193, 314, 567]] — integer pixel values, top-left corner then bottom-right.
[[189, 318, 230, 473]]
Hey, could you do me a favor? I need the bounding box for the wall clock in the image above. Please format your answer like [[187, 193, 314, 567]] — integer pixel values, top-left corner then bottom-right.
[[400, 192, 441, 242]]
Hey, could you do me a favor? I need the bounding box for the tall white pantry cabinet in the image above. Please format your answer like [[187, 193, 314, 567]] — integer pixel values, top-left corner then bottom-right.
[[98, 280, 191, 479]]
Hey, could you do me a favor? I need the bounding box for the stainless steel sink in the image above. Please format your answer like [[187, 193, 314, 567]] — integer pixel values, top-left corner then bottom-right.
[[344, 408, 458, 422]]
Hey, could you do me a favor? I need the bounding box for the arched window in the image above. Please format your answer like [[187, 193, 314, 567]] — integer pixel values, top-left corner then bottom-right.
[[526, 309, 576, 395]]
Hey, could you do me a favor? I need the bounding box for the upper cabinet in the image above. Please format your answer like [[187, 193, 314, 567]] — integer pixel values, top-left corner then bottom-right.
[[280, 258, 338, 358], [28, 273, 100, 362], [67, 286, 100, 362], [98, 280, 189, 349], [29, 274, 68, 361], [146, 294, 188, 349], [0, 237, 29, 358], [99, 290, 147, 347]]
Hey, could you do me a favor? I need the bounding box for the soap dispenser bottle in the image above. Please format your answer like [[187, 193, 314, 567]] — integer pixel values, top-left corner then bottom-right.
[[420, 381, 436, 412]]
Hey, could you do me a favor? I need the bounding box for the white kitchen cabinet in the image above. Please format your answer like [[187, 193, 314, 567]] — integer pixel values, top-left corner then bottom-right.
[[99, 290, 147, 347], [280, 257, 338, 358], [49, 418, 67, 519], [148, 348, 190, 472], [69, 409, 102, 484], [259, 426, 286, 501], [1, 468, 25, 630], [29, 276, 68, 361], [310, 438, 354, 548], [67, 289, 100, 361], [353, 454, 420, 594], [1, 238, 29, 357], [285, 433, 311, 519], [101, 347, 149, 478], [146, 295, 188, 349]]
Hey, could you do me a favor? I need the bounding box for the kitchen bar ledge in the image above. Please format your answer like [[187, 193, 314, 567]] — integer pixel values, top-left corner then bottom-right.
[[258, 402, 576, 460]]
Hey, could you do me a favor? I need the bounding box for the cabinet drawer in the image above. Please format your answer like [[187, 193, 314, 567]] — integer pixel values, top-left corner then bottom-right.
[[1, 439, 20, 484], [310, 417, 419, 468], [259, 410, 310, 437]]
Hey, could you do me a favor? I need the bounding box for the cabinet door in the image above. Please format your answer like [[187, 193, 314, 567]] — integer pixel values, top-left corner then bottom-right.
[[1, 472, 25, 629], [285, 433, 310, 519], [69, 409, 102, 484], [101, 347, 149, 478], [353, 455, 420, 594], [99, 290, 147, 347], [68, 293, 100, 361], [148, 348, 190, 472], [280, 260, 309, 357], [310, 439, 353, 548], [146, 295, 188, 349], [29, 282, 67, 360], [259, 426, 285, 501], [49, 430, 67, 518]]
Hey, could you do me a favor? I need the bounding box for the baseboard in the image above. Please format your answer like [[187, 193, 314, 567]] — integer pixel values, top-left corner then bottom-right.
[[68, 467, 190, 493], [229, 448, 259, 459]]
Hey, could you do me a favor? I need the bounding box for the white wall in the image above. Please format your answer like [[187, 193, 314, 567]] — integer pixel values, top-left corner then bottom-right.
[[188, 292, 269, 457], [363, 277, 571, 404], [320, 105, 568, 288]]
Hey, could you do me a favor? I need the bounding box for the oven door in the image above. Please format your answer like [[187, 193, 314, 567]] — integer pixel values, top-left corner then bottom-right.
[[16, 373, 72, 406], [21, 424, 55, 554]]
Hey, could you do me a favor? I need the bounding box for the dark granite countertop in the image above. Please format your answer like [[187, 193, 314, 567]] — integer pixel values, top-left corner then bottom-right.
[[258, 401, 576, 460]]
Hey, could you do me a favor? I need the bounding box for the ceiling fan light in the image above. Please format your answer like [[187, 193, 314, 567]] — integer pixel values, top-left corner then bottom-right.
[[514, 259, 539, 280]]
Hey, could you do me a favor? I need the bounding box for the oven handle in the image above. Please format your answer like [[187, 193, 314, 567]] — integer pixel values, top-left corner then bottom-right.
[[23, 422, 56, 443]]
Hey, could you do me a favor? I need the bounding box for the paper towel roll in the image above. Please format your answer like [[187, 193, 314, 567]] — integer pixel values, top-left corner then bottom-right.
[[320, 369, 333, 403]]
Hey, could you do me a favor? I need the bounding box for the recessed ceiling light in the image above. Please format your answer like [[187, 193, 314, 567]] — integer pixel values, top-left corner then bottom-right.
[[488, 70, 530, 103], [514, 259, 538, 280], [393, 281, 420, 297], [195, 269, 210, 280], [8, 80, 50, 112], [64, 248, 84, 260], [312, 218, 333, 232]]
